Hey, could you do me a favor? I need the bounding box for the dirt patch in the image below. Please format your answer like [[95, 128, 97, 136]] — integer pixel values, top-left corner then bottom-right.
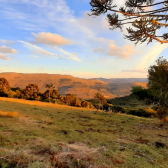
[[49, 142, 101, 168], [32, 147, 57, 155], [135, 137, 149, 144], [0, 130, 13, 136], [112, 158, 125, 164]]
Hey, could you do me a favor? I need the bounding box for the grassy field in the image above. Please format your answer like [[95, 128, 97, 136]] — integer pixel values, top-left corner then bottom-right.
[[0, 97, 168, 168], [107, 95, 150, 109]]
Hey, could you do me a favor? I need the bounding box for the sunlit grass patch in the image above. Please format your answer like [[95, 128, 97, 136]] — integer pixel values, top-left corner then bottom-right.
[[0, 110, 20, 118]]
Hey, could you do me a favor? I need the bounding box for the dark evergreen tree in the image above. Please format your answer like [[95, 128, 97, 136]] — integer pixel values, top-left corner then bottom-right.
[[148, 56, 168, 119]]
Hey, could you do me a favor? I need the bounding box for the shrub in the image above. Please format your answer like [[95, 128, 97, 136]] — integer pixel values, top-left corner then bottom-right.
[[111, 106, 125, 113], [0, 90, 8, 97], [35, 96, 42, 101], [7, 90, 17, 98], [126, 108, 155, 118], [156, 106, 168, 119]]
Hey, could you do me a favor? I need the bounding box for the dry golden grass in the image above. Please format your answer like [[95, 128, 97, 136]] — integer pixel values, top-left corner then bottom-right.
[[0, 97, 93, 111], [0, 110, 20, 117]]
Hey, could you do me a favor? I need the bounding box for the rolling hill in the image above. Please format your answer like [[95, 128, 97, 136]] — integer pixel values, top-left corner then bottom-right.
[[0, 73, 148, 99]]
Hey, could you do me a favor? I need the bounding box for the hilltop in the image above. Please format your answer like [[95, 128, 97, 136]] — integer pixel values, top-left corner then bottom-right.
[[0, 73, 147, 99]]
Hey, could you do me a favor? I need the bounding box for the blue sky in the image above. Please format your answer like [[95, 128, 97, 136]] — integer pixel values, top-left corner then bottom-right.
[[0, 0, 167, 78]]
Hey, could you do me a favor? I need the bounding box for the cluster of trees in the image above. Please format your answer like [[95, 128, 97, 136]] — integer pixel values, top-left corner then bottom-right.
[[60, 94, 95, 108], [130, 57, 168, 120], [0, 79, 96, 109], [0, 77, 112, 110], [131, 86, 156, 105]]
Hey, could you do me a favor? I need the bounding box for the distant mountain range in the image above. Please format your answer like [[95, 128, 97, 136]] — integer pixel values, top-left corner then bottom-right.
[[0, 73, 147, 99]]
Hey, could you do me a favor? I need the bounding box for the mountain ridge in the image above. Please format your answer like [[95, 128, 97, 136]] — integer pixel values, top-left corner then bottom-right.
[[0, 73, 147, 99]]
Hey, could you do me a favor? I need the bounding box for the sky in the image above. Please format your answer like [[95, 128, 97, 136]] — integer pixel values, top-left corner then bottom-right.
[[0, 0, 168, 78]]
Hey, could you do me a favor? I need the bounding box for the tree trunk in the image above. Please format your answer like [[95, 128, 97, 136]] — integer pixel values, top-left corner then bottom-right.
[[102, 103, 103, 111], [49, 89, 50, 103]]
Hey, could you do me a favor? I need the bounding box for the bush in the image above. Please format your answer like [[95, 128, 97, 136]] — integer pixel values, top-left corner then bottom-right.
[[35, 96, 42, 101], [109, 105, 156, 118], [55, 99, 65, 105], [7, 90, 17, 98], [156, 106, 168, 119], [0, 89, 8, 97], [111, 106, 125, 113], [126, 108, 155, 118]]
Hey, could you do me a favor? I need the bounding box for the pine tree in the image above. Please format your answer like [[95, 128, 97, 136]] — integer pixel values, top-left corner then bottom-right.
[[89, 0, 168, 44]]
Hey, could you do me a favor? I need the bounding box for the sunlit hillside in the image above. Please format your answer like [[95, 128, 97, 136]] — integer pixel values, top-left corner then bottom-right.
[[135, 82, 148, 89], [0, 73, 115, 99], [0, 73, 148, 99]]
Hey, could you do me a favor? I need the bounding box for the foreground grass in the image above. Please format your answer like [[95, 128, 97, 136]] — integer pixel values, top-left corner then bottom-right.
[[0, 98, 168, 168]]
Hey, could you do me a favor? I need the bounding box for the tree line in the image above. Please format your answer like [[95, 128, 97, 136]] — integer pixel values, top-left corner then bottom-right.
[[0, 79, 108, 109]]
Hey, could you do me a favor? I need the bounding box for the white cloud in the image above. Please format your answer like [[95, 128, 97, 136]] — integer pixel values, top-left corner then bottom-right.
[[92, 47, 105, 53], [0, 54, 10, 60], [19, 40, 60, 58], [19, 40, 81, 62], [92, 38, 139, 59], [137, 43, 168, 69], [107, 43, 139, 59], [0, 46, 18, 54], [32, 32, 73, 46], [54, 47, 81, 62], [122, 69, 147, 73]]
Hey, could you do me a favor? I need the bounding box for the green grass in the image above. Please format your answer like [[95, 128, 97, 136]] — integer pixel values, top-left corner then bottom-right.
[[107, 94, 151, 109], [0, 98, 168, 168]]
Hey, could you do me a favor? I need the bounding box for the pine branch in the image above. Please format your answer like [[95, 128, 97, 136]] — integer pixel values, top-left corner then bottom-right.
[[126, 0, 168, 8]]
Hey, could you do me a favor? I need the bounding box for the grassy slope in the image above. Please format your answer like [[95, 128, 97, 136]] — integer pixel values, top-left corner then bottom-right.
[[107, 94, 150, 109], [0, 98, 168, 168]]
